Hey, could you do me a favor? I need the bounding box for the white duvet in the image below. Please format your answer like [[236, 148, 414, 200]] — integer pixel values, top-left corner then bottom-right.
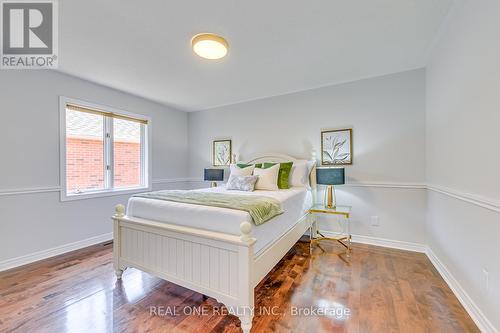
[[127, 186, 312, 255]]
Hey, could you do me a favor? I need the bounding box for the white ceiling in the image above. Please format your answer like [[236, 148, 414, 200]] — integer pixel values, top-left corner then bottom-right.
[[59, 0, 453, 111]]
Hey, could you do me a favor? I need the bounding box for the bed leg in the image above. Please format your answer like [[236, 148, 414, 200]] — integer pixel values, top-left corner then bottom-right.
[[113, 204, 126, 280], [115, 269, 124, 279], [238, 221, 255, 333], [310, 214, 318, 239], [239, 314, 253, 333]]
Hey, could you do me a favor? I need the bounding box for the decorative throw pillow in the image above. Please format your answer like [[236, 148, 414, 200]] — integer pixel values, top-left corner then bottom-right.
[[226, 175, 259, 191], [230, 164, 254, 177], [289, 160, 315, 188], [253, 164, 280, 190], [263, 162, 293, 189]]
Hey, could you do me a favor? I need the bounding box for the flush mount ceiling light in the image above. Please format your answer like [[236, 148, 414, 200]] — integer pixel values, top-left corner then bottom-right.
[[191, 33, 228, 60]]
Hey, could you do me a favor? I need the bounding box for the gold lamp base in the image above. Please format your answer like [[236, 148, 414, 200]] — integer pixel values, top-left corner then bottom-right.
[[211, 181, 218, 188], [325, 185, 336, 209]]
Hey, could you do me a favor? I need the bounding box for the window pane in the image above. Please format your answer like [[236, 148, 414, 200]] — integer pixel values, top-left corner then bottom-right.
[[113, 118, 142, 188], [66, 109, 105, 193]]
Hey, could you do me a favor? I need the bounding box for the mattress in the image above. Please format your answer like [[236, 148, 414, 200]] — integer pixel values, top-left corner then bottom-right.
[[127, 186, 312, 256]]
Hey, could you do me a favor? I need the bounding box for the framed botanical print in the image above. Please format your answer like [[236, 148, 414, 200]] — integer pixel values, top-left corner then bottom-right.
[[212, 139, 232, 166], [321, 129, 352, 165]]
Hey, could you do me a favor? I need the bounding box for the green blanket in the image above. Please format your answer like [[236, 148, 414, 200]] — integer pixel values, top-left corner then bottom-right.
[[133, 190, 283, 225]]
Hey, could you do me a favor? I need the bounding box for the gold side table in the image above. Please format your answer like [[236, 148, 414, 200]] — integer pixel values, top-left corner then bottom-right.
[[308, 204, 352, 253]]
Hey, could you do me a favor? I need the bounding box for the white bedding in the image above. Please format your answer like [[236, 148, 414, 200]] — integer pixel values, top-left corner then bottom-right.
[[127, 186, 312, 256]]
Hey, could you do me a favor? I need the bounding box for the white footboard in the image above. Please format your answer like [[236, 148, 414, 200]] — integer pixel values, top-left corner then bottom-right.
[[112, 204, 255, 332]]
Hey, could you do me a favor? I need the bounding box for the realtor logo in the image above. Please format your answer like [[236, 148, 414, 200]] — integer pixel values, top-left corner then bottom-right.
[[1, 0, 58, 69]]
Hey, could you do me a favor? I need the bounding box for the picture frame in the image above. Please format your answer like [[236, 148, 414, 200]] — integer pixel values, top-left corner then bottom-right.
[[321, 129, 352, 165], [212, 139, 232, 166]]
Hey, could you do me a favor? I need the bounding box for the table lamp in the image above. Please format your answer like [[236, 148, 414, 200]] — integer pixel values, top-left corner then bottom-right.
[[204, 168, 224, 187], [316, 168, 345, 208]]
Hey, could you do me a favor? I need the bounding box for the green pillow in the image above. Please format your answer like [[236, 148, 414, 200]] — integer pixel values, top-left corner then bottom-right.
[[237, 163, 262, 168], [263, 162, 293, 189]]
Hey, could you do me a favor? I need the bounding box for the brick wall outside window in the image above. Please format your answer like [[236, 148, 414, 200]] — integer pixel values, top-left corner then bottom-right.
[[114, 140, 141, 188], [66, 137, 140, 192]]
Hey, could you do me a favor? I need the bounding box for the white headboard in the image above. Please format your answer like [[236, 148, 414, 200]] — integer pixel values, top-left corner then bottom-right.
[[241, 152, 317, 190]]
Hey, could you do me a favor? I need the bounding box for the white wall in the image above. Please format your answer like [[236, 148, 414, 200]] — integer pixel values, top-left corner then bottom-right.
[[426, 0, 500, 331], [188, 69, 427, 245], [0, 70, 190, 267]]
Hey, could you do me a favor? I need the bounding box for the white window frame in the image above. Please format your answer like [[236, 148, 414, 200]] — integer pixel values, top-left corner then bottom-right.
[[59, 96, 152, 201]]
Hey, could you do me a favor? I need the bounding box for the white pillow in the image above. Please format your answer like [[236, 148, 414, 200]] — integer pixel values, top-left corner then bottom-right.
[[253, 164, 280, 190], [229, 164, 254, 177], [289, 160, 315, 187]]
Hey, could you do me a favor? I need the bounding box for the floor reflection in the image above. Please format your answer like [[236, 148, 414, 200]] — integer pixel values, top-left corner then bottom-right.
[[121, 270, 146, 303], [64, 289, 110, 333]]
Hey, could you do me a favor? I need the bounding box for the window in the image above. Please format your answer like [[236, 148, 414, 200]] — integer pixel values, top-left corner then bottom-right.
[[60, 97, 151, 201], [113, 118, 142, 188]]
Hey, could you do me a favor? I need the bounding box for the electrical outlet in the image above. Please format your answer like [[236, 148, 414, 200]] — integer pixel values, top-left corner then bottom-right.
[[482, 269, 489, 293], [370, 216, 380, 227]]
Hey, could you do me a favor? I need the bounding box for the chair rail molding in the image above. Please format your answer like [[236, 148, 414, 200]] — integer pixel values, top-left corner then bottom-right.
[[427, 183, 500, 213], [2, 181, 497, 214], [343, 181, 426, 189], [151, 178, 195, 184], [0, 186, 62, 196], [187, 178, 427, 189], [0, 178, 193, 197]]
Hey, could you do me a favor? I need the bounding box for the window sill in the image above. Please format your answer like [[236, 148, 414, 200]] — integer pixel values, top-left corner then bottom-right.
[[61, 185, 151, 202]]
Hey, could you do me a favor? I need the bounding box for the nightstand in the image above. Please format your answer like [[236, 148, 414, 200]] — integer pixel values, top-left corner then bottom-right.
[[308, 204, 352, 253]]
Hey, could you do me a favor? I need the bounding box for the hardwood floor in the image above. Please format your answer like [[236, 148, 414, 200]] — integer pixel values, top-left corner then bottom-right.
[[0, 239, 479, 333]]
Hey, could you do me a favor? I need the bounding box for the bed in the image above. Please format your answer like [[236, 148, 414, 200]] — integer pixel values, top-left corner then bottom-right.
[[112, 153, 317, 333]]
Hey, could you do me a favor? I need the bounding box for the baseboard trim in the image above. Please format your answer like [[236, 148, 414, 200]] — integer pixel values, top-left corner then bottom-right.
[[0, 232, 113, 272], [352, 234, 427, 252], [426, 247, 498, 333], [319, 230, 426, 253], [320, 230, 496, 332]]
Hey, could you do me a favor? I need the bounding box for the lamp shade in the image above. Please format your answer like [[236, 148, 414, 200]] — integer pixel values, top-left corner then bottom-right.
[[316, 168, 345, 185], [204, 168, 224, 181]]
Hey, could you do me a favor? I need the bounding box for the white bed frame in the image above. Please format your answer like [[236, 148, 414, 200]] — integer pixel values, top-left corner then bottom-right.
[[112, 153, 316, 333]]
